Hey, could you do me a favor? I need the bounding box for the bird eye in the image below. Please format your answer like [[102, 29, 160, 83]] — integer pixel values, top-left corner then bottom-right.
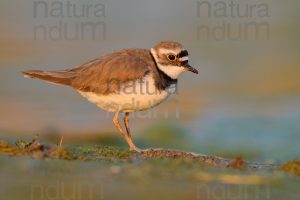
[[167, 54, 176, 61]]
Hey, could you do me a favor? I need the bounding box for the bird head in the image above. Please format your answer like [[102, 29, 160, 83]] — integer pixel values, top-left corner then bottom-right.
[[150, 41, 198, 79]]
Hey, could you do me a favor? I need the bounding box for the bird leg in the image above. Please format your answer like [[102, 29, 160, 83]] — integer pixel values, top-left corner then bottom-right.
[[113, 112, 141, 152], [124, 112, 132, 139]]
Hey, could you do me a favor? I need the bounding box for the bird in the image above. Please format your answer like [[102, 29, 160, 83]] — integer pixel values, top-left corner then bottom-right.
[[22, 41, 198, 152]]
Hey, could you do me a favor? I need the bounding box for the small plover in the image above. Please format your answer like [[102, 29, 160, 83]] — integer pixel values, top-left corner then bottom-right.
[[23, 41, 198, 152]]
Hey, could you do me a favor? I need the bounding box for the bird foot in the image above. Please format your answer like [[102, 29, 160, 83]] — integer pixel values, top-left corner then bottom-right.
[[130, 146, 142, 153]]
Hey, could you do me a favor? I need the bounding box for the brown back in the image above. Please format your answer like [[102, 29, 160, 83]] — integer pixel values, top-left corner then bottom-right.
[[69, 49, 154, 94]]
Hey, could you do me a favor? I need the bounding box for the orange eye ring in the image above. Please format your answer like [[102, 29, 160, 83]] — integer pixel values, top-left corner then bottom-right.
[[167, 54, 177, 61]]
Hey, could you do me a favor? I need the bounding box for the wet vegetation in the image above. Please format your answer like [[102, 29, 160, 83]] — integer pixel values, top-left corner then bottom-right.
[[1, 116, 300, 200], [0, 134, 300, 200], [1, 137, 299, 175]]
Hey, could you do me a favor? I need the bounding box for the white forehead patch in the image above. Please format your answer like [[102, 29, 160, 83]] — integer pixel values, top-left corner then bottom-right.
[[179, 56, 189, 62]]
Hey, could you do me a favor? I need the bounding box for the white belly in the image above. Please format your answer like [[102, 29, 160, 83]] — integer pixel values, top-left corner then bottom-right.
[[79, 74, 176, 112]]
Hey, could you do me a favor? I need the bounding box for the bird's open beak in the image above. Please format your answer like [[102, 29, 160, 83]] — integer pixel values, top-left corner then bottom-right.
[[183, 63, 198, 74]]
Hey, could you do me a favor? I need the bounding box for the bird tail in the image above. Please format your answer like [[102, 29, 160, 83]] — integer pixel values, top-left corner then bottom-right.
[[22, 70, 76, 86]]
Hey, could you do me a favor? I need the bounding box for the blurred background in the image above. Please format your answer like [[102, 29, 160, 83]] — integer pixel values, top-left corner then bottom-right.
[[0, 0, 299, 162]]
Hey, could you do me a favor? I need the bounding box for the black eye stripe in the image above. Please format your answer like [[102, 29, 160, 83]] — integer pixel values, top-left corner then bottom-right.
[[177, 50, 188, 58]]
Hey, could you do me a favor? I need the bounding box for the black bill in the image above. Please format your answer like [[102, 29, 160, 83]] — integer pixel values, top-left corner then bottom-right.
[[183, 63, 198, 74]]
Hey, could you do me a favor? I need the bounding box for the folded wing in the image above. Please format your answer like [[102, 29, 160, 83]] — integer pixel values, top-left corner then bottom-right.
[[23, 49, 152, 94]]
